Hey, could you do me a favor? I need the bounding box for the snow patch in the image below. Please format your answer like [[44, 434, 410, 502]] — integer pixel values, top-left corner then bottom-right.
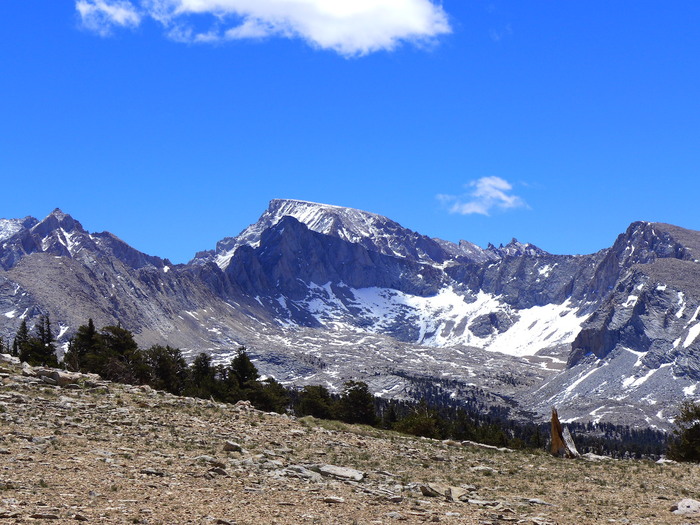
[[683, 322, 700, 348], [623, 295, 638, 308], [622, 367, 658, 389], [4, 310, 17, 319], [684, 384, 698, 397], [676, 292, 686, 318]]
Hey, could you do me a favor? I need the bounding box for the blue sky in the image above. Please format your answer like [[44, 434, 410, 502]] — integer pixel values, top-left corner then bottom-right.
[[2, 1, 700, 263]]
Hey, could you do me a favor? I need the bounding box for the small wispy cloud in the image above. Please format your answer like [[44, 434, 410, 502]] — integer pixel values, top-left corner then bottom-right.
[[438, 177, 528, 216], [76, 0, 141, 36], [75, 0, 452, 57]]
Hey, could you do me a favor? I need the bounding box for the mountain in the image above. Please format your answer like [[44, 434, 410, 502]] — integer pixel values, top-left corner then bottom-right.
[[1, 202, 699, 431]]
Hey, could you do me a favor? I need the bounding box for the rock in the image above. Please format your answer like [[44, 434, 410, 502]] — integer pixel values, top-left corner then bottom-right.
[[223, 441, 243, 452], [322, 496, 345, 504], [447, 486, 471, 502], [420, 483, 449, 498], [671, 498, 700, 515], [194, 455, 226, 468], [73, 514, 89, 521], [34, 368, 83, 387], [317, 464, 365, 482], [470, 465, 496, 474], [30, 513, 60, 519], [140, 468, 166, 477], [466, 499, 500, 507], [0, 353, 20, 365], [582, 453, 611, 462], [275, 465, 323, 482], [208, 467, 228, 476], [386, 511, 407, 520], [527, 498, 554, 506]]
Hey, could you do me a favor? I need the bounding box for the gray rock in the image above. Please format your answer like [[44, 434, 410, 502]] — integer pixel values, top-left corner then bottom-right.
[[223, 441, 243, 452], [316, 464, 365, 482], [672, 498, 700, 515], [419, 483, 448, 498]]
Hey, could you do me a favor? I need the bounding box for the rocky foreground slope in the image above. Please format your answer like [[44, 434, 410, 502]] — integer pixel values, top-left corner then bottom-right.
[[1, 353, 699, 525]]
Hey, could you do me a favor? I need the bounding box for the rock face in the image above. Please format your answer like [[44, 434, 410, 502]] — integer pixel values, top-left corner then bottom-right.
[[2, 202, 700, 429]]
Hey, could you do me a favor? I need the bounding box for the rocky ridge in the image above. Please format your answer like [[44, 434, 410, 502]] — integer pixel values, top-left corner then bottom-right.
[[1, 353, 700, 524], [1, 203, 700, 430]]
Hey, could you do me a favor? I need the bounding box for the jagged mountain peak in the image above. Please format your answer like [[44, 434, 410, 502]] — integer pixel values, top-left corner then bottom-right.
[[485, 238, 547, 258], [195, 198, 469, 270], [30, 208, 85, 239], [609, 220, 697, 266]]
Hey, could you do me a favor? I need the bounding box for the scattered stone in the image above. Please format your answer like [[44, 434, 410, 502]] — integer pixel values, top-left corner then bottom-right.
[[671, 498, 700, 515], [582, 452, 612, 462], [386, 511, 407, 520], [317, 464, 365, 482], [447, 486, 471, 502], [195, 455, 226, 468], [467, 499, 501, 507], [209, 467, 228, 476], [470, 465, 496, 474], [0, 509, 21, 518], [527, 498, 554, 506], [420, 483, 449, 498], [323, 496, 345, 504], [73, 514, 89, 521], [223, 441, 243, 452], [140, 468, 166, 477], [30, 512, 60, 519]]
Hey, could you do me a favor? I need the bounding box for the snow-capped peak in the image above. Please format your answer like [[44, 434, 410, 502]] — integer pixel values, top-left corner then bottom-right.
[[199, 198, 467, 270]]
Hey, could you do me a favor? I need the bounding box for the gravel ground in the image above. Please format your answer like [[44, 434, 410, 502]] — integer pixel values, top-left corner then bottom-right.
[[1, 356, 699, 525]]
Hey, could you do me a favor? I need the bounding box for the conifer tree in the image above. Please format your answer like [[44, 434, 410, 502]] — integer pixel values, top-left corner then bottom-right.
[[13, 319, 29, 359], [230, 347, 259, 386], [337, 380, 377, 426], [668, 401, 700, 462]]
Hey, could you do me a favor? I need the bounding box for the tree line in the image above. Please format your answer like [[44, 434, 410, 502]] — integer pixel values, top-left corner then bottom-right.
[[3, 316, 699, 461]]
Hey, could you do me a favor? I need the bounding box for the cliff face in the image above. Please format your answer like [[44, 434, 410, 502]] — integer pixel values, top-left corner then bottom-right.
[[1, 203, 699, 429]]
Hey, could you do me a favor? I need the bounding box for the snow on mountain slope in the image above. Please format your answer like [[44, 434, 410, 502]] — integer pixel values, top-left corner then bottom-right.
[[269, 282, 588, 357], [0, 218, 35, 243]]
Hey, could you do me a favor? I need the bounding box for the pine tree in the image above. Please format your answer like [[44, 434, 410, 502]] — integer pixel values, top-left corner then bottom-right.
[[144, 345, 189, 395], [230, 347, 259, 386], [297, 385, 335, 419], [668, 401, 700, 462], [64, 319, 99, 371], [337, 380, 377, 426], [186, 352, 216, 399], [13, 319, 30, 362]]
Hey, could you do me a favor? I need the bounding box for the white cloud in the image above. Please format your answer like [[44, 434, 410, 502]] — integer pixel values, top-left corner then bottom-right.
[[76, 0, 451, 56], [76, 0, 142, 36], [438, 177, 528, 216]]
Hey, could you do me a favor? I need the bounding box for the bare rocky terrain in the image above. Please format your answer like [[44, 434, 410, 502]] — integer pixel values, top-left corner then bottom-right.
[[1, 354, 700, 525]]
